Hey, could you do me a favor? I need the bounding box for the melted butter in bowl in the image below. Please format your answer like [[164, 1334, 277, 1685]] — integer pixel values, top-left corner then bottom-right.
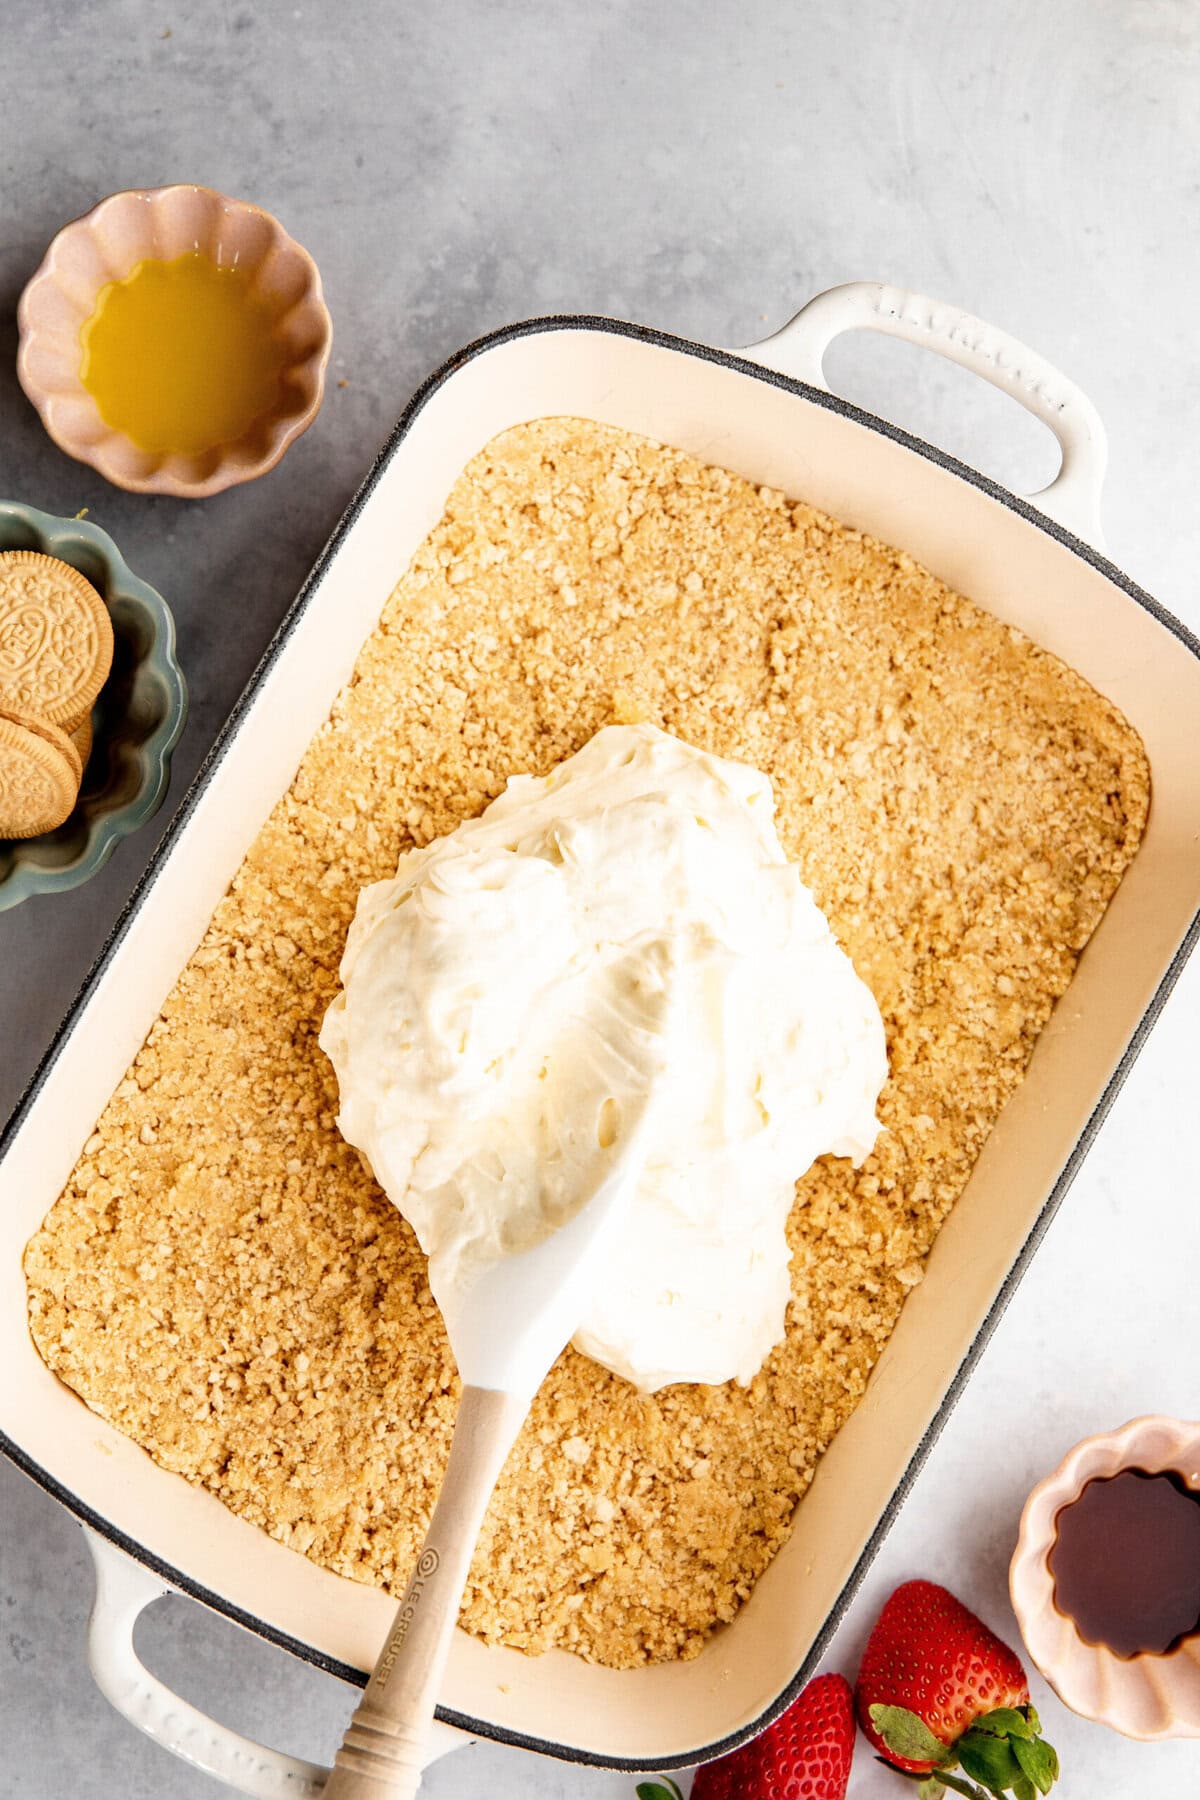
[[18, 185, 332, 497], [80, 252, 290, 459]]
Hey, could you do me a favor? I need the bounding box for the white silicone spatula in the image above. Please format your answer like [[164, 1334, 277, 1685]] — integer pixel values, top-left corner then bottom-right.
[[320, 1102, 654, 1799]]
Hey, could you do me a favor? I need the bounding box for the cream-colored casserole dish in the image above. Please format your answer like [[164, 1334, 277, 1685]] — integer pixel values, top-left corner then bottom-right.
[[2, 283, 1198, 1794]]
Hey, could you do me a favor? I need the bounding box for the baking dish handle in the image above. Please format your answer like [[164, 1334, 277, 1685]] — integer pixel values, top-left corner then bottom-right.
[[84, 1530, 470, 1795], [742, 281, 1108, 547]]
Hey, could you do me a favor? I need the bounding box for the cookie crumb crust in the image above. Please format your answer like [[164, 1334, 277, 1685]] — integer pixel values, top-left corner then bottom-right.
[[24, 420, 1148, 1668]]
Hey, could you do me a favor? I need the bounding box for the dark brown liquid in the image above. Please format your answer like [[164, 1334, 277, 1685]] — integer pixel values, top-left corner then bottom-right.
[[1049, 1468, 1200, 1659]]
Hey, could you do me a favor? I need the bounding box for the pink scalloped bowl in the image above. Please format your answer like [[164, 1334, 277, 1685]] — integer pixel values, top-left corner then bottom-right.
[[1010, 1416, 1200, 1740], [16, 185, 332, 498]]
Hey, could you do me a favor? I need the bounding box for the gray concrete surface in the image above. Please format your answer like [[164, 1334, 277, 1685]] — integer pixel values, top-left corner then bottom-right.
[[2, 1, 1198, 1794]]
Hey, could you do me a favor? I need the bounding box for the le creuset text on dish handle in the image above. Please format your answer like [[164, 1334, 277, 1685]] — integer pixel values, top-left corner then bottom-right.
[[84, 1531, 471, 1795], [741, 280, 1108, 549]]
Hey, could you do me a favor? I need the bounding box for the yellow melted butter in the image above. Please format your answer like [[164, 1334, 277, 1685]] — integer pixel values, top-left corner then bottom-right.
[[79, 252, 287, 458]]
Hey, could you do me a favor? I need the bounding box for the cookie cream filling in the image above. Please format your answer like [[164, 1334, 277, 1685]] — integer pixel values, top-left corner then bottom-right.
[[320, 723, 887, 1392]]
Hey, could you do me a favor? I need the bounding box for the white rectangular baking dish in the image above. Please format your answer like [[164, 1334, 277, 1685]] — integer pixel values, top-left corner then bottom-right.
[[3, 282, 1199, 1793]]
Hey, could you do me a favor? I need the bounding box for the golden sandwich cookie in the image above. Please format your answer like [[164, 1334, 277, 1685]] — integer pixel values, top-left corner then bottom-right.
[[0, 711, 79, 838], [1, 704, 84, 788], [0, 550, 113, 729]]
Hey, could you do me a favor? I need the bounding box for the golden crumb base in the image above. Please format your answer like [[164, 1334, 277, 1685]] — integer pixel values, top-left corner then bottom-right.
[[24, 420, 1149, 1669]]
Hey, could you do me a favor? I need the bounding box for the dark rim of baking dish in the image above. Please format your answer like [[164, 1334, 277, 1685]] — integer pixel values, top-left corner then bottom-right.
[[2, 314, 1199, 1774]]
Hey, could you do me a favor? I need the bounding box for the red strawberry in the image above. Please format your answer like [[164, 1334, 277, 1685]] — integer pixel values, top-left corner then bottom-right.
[[854, 1580, 1060, 1800], [636, 1671, 854, 1800]]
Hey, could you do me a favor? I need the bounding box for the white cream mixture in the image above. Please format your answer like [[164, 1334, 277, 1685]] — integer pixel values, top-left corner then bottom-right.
[[320, 724, 886, 1391]]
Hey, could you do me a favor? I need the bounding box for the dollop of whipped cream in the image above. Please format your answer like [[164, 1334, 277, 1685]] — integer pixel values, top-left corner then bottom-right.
[[319, 724, 886, 1392]]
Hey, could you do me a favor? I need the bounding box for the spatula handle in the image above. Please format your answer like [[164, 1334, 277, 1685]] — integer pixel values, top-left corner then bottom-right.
[[322, 1384, 528, 1799]]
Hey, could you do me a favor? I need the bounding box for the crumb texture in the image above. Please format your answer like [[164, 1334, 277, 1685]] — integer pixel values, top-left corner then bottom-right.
[[24, 420, 1148, 1668]]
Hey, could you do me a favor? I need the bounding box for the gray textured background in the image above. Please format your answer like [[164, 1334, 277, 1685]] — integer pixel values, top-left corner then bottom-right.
[[2, 1, 1199, 1795]]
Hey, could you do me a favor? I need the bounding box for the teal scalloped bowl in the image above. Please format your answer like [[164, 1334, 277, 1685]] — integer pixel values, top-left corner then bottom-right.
[[0, 504, 186, 910]]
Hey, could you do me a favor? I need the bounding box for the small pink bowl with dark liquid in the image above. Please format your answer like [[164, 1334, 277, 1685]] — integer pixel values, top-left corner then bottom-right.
[[1010, 1416, 1200, 1739]]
